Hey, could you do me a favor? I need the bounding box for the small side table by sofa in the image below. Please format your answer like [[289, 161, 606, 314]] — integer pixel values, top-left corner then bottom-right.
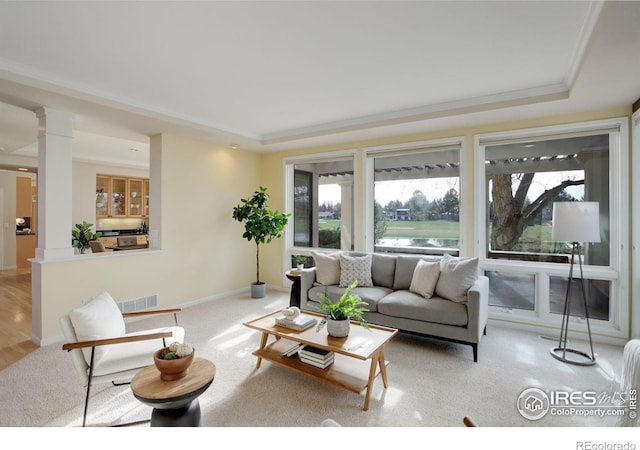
[[131, 357, 215, 427], [285, 270, 302, 308]]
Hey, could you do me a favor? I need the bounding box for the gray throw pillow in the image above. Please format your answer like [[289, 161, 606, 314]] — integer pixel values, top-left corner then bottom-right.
[[435, 254, 479, 303]]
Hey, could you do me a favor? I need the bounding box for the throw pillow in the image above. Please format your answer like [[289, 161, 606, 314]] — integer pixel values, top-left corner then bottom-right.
[[409, 259, 441, 299], [69, 291, 125, 365], [435, 254, 479, 303], [339, 253, 373, 287], [311, 251, 342, 285]]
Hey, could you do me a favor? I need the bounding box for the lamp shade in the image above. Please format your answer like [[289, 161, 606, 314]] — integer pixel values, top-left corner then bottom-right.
[[551, 202, 601, 243]]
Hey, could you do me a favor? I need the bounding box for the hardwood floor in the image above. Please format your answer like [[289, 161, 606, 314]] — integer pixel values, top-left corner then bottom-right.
[[0, 268, 38, 371]]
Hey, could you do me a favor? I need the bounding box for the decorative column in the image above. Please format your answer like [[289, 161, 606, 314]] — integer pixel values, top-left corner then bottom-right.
[[34, 107, 75, 260]]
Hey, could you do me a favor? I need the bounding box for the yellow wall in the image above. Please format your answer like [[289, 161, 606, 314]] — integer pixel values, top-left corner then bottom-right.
[[259, 106, 633, 286], [34, 105, 634, 342], [36, 134, 261, 341]]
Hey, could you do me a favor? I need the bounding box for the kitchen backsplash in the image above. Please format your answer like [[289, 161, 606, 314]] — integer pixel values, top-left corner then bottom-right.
[[96, 217, 147, 232]]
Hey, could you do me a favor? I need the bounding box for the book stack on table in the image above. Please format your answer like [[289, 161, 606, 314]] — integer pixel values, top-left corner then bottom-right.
[[299, 345, 335, 369], [275, 314, 317, 331]]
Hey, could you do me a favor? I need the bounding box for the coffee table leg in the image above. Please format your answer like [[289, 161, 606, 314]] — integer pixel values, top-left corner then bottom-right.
[[256, 332, 269, 369], [378, 347, 389, 388], [363, 355, 379, 411]]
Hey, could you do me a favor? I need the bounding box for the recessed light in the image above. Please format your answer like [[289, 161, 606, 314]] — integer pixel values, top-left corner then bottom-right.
[[17, 167, 29, 171], [523, 144, 536, 148], [128, 148, 140, 152], [230, 144, 239, 150]]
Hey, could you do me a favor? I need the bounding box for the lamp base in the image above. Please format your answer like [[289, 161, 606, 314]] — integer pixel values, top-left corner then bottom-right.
[[550, 347, 596, 366]]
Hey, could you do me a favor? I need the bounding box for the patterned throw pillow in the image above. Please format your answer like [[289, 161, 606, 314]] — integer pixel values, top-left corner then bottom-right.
[[339, 253, 373, 287], [409, 259, 441, 299], [311, 251, 342, 285]]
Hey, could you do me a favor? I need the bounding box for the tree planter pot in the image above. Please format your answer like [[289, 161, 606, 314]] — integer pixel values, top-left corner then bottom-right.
[[251, 282, 266, 298], [326, 318, 350, 337]]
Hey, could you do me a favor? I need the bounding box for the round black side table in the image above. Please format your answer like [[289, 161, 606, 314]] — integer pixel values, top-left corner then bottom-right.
[[131, 357, 216, 427]]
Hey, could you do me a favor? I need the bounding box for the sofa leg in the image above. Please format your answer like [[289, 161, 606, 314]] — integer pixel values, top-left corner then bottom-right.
[[472, 344, 478, 363], [483, 326, 487, 336]]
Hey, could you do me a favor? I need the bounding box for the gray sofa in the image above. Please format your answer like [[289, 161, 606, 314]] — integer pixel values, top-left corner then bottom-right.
[[298, 252, 489, 362]]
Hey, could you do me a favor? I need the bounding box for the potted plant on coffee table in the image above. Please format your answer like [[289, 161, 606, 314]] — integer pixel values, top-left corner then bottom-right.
[[232, 186, 291, 298], [316, 281, 370, 337]]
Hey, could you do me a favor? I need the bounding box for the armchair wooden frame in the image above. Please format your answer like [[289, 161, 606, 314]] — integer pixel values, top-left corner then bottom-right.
[[61, 308, 182, 427]]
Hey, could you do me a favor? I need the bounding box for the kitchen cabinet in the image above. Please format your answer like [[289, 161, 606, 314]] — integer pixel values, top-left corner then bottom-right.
[[17, 234, 36, 269], [16, 177, 33, 218], [127, 178, 143, 217], [96, 175, 149, 218]]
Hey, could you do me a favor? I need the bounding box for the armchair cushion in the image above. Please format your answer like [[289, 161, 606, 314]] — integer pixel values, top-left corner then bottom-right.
[[69, 292, 125, 365], [91, 326, 185, 377]]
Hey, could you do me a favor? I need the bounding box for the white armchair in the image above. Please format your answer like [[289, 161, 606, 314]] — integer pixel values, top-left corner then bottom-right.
[[60, 291, 185, 426]]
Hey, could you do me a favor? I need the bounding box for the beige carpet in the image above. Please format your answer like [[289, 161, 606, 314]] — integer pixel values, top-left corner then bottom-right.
[[0, 289, 631, 433]]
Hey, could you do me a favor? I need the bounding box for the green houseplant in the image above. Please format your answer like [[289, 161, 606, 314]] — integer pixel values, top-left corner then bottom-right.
[[72, 221, 102, 254], [316, 281, 370, 337], [232, 186, 291, 298]]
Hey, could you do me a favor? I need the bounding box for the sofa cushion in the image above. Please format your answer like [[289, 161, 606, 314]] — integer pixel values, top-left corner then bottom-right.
[[378, 290, 468, 327], [311, 251, 342, 285], [435, 254, 479, 304], [409, 259, 440, 299], [393, 255, 442, 290], [308, 285, 390, 313], [371, 253, 397, 289], [339, 253, 373, 287], [69, 291, 126, 366]]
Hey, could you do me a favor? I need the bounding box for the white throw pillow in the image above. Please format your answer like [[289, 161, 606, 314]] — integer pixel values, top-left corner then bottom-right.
[[435, 254, 479, 303], [339, 253, 373, 287], [311, 251, 342, 285], [69, 291, 125, 365], [409, 259, 441, 299]]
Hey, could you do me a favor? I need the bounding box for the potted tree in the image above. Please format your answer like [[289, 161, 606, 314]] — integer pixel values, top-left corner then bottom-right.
[[72, 221, 102, 254], [316, 281, 370, 337], [232, 186, 291, 298]]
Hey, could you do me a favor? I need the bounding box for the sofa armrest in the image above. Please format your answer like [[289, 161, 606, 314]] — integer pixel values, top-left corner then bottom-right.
[[298, 267, 317, 312], [466, 275, 489, 340]]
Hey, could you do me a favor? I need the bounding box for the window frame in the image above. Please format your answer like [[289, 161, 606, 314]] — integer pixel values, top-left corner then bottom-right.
[[363, 137, 467, 254], [283, 149, 358, 268], [474, 117, 630, 340]]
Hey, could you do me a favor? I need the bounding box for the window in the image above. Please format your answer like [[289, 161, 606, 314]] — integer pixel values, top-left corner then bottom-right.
[[476, 118, 629, 339], [485, 134, 610, 266], [366, 139, 462, 255], [285, 152, 355, 253]]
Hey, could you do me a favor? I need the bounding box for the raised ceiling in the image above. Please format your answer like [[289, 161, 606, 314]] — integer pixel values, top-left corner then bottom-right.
[[0, 1, 639, 168]]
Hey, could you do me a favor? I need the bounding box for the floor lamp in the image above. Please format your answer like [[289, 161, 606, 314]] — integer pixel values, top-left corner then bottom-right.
[[550, 201, 600, 366]]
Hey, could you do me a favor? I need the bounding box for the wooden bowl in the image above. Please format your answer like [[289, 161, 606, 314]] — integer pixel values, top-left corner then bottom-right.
[[153, 347, 195, 381]]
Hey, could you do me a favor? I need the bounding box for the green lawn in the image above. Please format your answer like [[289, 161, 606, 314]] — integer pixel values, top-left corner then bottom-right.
[[319, 219, 459, 239], [320, 218, 560, 252]]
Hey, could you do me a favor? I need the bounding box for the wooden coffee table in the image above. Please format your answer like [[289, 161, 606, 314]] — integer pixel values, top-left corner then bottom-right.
[[243, 310, 397, 411]]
